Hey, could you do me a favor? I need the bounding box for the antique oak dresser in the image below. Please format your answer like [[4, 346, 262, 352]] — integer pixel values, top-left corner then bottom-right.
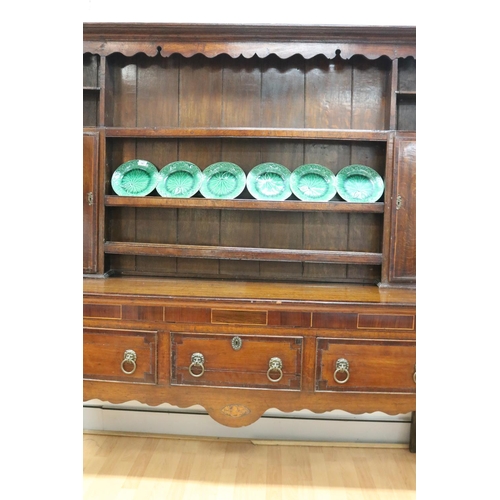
[[83, 23, 416, 450]]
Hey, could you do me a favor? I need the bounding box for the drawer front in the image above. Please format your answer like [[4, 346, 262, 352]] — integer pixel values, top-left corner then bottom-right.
[[84, 328, 157, 384], [171, 332, 302, 390], [316, 339, 416, 393]]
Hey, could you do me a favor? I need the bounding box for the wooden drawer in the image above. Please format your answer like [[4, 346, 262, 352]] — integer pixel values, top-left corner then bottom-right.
[[316, 339, 416, 393], [171, 332, 302, 390], [83, 328, 157, 384]]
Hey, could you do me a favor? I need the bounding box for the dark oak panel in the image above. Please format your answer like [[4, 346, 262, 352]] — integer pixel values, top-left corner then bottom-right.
[[389, 133, 416, 284], [83, 131, 99, 273]]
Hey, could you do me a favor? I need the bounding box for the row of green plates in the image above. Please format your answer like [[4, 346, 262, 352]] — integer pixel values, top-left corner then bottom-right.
[[111, 160, 385, 203]]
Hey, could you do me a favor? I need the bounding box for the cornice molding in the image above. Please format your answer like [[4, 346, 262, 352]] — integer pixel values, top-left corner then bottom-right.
[[83, 23, 416, 60]]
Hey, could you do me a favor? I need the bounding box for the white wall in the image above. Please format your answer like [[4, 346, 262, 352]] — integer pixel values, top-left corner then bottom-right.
[[84, 401, 412, 444], [8, 2, 496, 497], [4, 2, 495, 498], [83, 0, 416, 25]]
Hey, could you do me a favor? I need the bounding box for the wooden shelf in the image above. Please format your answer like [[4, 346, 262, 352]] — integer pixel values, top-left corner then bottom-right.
[[104, 195, 385, 213], [104, 241, 383, 265], [104, 127, 390, 141]]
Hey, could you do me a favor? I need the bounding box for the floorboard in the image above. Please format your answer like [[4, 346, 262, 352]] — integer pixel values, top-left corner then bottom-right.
[[83, 432, 416, 499]]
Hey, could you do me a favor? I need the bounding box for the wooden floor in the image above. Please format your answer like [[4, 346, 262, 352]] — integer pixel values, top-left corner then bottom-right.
[[83, 432, 416, 499]]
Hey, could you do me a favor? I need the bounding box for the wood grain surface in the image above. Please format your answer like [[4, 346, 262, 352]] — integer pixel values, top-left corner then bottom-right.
[[83, 432, 416, 499]]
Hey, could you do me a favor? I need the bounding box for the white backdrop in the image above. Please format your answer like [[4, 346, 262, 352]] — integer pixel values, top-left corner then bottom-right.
[[6, 3, 497, 497], [82, 0, 416, 25]]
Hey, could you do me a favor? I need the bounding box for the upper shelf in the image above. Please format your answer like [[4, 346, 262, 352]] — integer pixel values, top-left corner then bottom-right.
[[104, 127, 390, 141], [83, 23, 416, 60]]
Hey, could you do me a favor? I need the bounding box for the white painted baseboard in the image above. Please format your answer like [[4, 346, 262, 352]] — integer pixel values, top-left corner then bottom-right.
[[83, 401, 411, 445]]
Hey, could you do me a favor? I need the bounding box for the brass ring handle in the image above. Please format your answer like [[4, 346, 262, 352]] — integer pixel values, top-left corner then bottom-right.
[[188, 352, 205, 378], [267, 357, 283, 383], [333, 358, 350, 384], [121, 349, 137, 375], [413, 365, 416, 384]]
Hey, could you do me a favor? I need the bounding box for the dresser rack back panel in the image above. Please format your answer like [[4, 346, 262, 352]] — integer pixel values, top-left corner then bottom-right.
[[83, 24, 416, 449]]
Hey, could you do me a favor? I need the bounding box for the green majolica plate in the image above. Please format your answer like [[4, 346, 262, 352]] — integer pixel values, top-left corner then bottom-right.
[[336, 164, 384, 203], [290, 164, 336, 202], [246, 163, 292, 201], [156, 161, 203, 198], [111, 159, 160, 197], [200, 162, 246, 199]]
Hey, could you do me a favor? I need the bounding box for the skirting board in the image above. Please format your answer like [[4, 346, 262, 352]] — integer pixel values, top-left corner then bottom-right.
[[83, 403, 411, 445]]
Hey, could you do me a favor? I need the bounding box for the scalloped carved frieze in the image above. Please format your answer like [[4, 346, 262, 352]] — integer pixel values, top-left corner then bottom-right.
[[83, 23, 416, 60], [83, 40, 415, 60]]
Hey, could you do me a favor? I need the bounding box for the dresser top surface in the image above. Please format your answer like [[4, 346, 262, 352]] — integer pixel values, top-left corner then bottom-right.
[[83, 277, 415, 306]]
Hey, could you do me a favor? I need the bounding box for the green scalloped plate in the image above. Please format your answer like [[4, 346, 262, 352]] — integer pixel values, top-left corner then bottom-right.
[[111, 159, 159, 197], [290, 164, 336, 202], [246, 163, 292, 201], [336, 164, 384, 203], [200, 162, 246, 199], [156, 161, 203, 198]]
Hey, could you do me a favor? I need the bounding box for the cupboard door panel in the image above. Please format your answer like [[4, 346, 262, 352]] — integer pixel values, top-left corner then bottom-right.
[[389, 134, 416, 283], [83, 131, 99, 273]]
